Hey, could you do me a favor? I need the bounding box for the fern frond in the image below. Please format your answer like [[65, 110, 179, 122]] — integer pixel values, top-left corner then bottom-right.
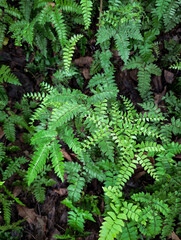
[[118, 222, 138, 240], [0, 23, 6, 49], [32, 180, 46, 203], [3, 120, 15, 142], [80, 0, 93, 29], [116, 160, 138, 189], [60, 0, 82, 14], [49, 101, 86, 129], [137, 67, 152, 100], [19, 0, 32, 21], [1, 198, 11, 225], [67, 174, 85, 202], [62, 198, 95, 232], [62, 127, 82, 155], [4, 6, 21, 20], [50, 6, 67, 46], [3, 157, 27, 180], [0, 65, 21, 85], [31, 129, 57, 145], [114, 31, 130, 64], [96, 26, 116, 44], [99, 211, 126, 240], [0, 143, 6, 163], [27, 144, 50, 185], [63, 34, 83, 72], [136, 153, 158, 179], [50, 140, 64, 182], [155, 0, 172, 19]]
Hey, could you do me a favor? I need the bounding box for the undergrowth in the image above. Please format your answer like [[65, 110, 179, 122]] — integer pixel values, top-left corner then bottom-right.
[[0, 0, 181, 239]]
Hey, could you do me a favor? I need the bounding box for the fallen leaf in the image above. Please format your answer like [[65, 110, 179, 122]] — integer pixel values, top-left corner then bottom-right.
[[0, 127, 5, 139], [134, 171, 146, 181], [61, 148, 73, 161], [171, 231, 180, 240], [154, 86, 167, 106], [53, 188, 67, 196], [82, 68, 91, 79], [17, 205, 38, 224], [164, 70, 174, 84], [74, 56, 93, 67], [153, 75, 163, 92], [13, 186, 22, 197]]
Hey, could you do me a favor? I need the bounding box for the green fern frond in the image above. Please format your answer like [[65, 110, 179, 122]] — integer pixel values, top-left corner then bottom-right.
[[33, 0, 49, 9], [4, 5, 22, 19], [3, 157, 27, 180], [136, 153, 158, 179], [0, 143, 6, 163], [62, 128, 82, 155], [0, 65, 21, 85], [19, 0, 32, 21], [96, 26, 116, 44], [114, 31, 130, 64], [62, 198, 95, 232], [132, 192, 170, 218], [137, 67, 152, 100], [0, 23, 6, 49], [68, 174, 85, 202], [49, 101, 86, 129], [163, 0, 181, 32], [3, 120, 15, 142], [50, 6, 67, 47], [60, 0, 82, 14], [99, 211, 127, 240], [1, 197, 11, 225], [38, 4, 52, 25], [80, 0, 93, 29], [27, 144, 50, 186], [63, 34, 83, 72], [155, 0, 171, 19], [32, 180, 46, 203], [50, 140, 64, 182], [170, 61, 181, 70], [118, 222, 138, 240], [31, 129, 57, 145], [116, 160, 138, 189]]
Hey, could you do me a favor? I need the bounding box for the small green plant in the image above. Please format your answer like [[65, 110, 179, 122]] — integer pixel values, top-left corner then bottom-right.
[[0, 0, 94, 72], [25, 63, 181, 238], [0, 0, 181, 239]]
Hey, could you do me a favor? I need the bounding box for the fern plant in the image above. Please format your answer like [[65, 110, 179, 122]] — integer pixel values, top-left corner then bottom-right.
[[0, 185, 25, 232], [0, 0, 94, 72], [0, 65, 33, 142], [24, 60, 181, 238], [97, 0, 181, 100]]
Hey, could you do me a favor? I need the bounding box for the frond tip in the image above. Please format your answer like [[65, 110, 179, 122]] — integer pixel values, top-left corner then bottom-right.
[[63, 34, 83, 72], [80, 0, 93, 29]]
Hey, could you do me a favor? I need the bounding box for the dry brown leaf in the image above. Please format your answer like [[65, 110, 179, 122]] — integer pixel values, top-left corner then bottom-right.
[[0, 127, 5, 139], [164, 70, 174, 84], [134, 171, 146, 181], [13, 186, 22, 197], [74, 56, 93, 66], [154, 86, 167, 106], [129, 69, 138, 82], [153, 75, 163, 92], [61, 148, 73, 161], [53, 188, 68, 196], [171, 231, 180, 240], [17, 205, 38, 224], [82, 68, 91, 80]]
